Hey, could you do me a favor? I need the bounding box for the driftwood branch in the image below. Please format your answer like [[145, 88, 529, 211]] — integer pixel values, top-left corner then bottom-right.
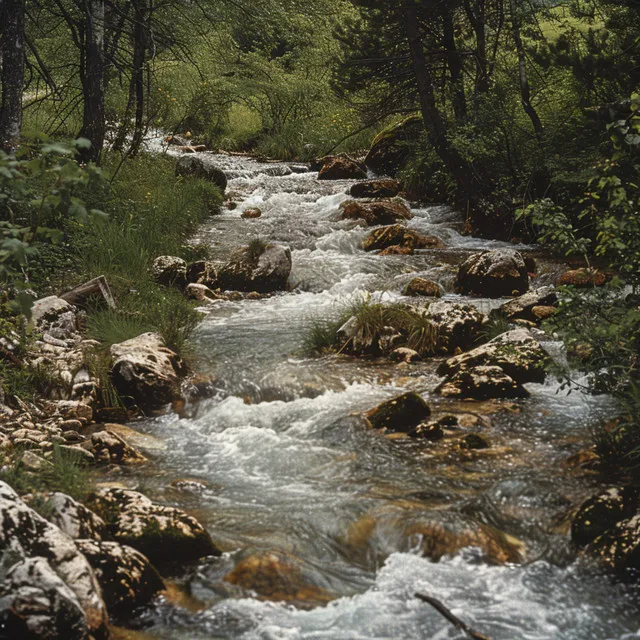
[[60, 275, 116, 309], [415, 593, 492, 640]]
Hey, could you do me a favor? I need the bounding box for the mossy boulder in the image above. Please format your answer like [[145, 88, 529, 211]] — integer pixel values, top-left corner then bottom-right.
[[572, 487, 640, 549], [556, 268, 608, 288], [364, 392, 431, 432], [456, 249, 530, 297], [424, 301, 487, 353], [340, 199, 413, 226], [403, 278, 442, 298], [363, 224, 443, 253], [217, 243, 292, 293], [317, 156, 366, 180], [85, 487, 220, 566], [436, 328, 550, 384], [175, 154, 227, 192], [436, 365, 530, 400], [350, 179, 402, 199], [365, 115, 423, 176]]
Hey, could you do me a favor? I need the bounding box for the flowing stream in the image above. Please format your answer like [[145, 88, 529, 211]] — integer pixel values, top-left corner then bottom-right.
[[124, 152, 640, 639]]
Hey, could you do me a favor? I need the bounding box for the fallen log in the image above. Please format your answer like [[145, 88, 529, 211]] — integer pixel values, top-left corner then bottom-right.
[[60, 275, 115, 309], [415, 593, 492, 640]]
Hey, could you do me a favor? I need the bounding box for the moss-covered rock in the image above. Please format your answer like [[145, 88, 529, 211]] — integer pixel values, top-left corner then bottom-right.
[[403, 278, 442, 298], [350, 179, 402, 199], [317, 156, 366, 180], [363, 225, 443, 253], [364, 392, 431, 432], [340, 199, 413, 226], [365, 115, 423, 176], [456, 249, 529, 297]]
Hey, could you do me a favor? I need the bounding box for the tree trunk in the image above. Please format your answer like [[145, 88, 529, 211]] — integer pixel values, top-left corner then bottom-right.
[[403, 1, 479, 201], [508, 0, 544, 142], [78, 0, 106, 163], [0, 0, 25, 150], [129, 0, 148, 156], [442, 7, 467, 123], [463, 0, 489, 96]]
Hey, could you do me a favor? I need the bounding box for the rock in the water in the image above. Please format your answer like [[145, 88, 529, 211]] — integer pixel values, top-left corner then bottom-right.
[[0, 557, 92, 640], [317, 156, 366, 180], [572, 487, 640, 548], [340, 200, 413, 226], [91, 430, 147, 465], [436, 329, 550, 384], [587, 515, 640, 575], [390, 347, 421, 363], [217, 243, 291, 293], [424, 301, 487, 353], [0, 482, 108, 637], [150, 256, 187, 288], [175, 154, 227, 191], [379, 245, 412, 256], [436, 365, 530, 399], [363, 224, 442, 253], [365, 115, 423, 176], [241, 207, 262, 219], [457, 250, 530, 297], [110, 333, 183, 409], [76, 539, 165, 615], [31, 296, 79, 341], [407, 514, 524, 564], [350, 179, 402, 199], [364, 392, 431, 432], [408, 421, 444, 441], [556, 268, 607, 288], [224, 551, 332, 604], [403, 278, 442, 298], [85, 487, 220, 566], [38, 492, 108, 542], [186, 282, 215, 302], [491, 286, 558, 322]]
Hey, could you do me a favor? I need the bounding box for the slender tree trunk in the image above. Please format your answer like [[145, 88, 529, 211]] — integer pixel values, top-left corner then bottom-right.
[[403, 1, 479, 201], [78, 0, 105, 163], [463, 0, 489, 96], [508, 0, 544, 142], [0, 0, 25, 150], [129, 0, 148, 156], [441, 7, 467, 123]]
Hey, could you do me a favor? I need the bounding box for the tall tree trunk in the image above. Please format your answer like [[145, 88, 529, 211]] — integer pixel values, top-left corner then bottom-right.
[[403, 1, 479, 201], [129, 0, 148, 156], [463, 0, 489, 96], [508, 0, 544, 142], [78, 0, 105, 163], [0, 0, 25, 150], [441, 7, 467, 123]]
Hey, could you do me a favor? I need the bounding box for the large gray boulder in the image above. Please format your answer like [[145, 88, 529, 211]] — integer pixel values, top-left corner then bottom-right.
[[31, 296, 79, 341], [217, 243, 292, 293], [110, 333, 184, 409], [0, 557, 93, 640], [175, 154, 227, 191], [0, 482, 109, 638], [456, 249, 529, 297], [437, 329, 550, 384], [86, 487, 220, 566], [37, 492, 108, 542]]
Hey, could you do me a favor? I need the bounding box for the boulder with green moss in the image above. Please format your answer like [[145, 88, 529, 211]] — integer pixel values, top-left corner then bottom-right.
[[365, 115, 423, 176]]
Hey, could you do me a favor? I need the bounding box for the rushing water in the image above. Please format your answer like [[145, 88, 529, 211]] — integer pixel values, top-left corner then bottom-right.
[[127, 150, 640, 639]]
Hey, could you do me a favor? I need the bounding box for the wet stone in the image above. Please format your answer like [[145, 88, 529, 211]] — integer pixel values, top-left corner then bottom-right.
[[365, 392, 431, 432]]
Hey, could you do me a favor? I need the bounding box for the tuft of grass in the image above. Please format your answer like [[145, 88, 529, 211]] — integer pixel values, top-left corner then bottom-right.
[[86, 308, 150, 347], [479, 316, 512, 342], [246, 237, 267, 263], [303, 297, 440, 358], [0, 444, 92, 502]]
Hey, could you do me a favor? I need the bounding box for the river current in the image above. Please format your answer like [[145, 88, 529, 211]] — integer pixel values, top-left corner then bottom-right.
[[125, 151, 640, 639]]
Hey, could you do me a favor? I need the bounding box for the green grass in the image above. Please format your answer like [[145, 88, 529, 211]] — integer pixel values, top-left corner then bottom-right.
[[303, 298, 440, 358], [0, 444, 93, 502]]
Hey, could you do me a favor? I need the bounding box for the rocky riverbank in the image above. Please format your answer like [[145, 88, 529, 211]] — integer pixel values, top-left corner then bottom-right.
[[0, 145, 637, 638]]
